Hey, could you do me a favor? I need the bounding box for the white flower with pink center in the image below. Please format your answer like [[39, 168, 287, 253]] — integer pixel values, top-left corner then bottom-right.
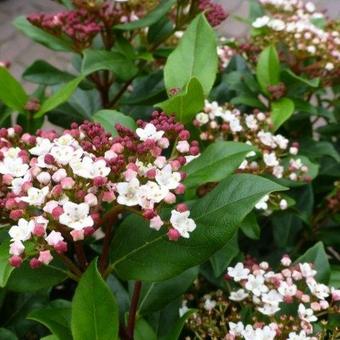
[[59, 202, 94, 230]]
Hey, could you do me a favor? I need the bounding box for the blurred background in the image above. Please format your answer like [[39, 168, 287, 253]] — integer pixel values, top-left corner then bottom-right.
[[0, 0, 339, 84]]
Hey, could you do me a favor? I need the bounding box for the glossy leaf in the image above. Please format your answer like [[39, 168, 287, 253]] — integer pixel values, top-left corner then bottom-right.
[[164, 14, 218, 96], [35, 76, 84, 118], [156, 77, 204, 124], [282, 69, 319, 88], [0, 328, 18, 340], [183, 141, 255, 188], [0, 67, 28, 112], [256, 45, 280, 95], [161, 310, 196, 340], [240, 213, 260, 240], [271, 97, 295, 130], [93, 110, 137, 136], [0, 241, 14, 288], [71, 260, 119, 340], [134, 319, 157, 340], [81, 49, 137, 81], [110, 174, 285, 281]]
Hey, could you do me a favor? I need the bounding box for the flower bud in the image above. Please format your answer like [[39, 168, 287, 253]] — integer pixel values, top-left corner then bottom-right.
[[167, 228, 181, 241], [9, 255, 23, 268]]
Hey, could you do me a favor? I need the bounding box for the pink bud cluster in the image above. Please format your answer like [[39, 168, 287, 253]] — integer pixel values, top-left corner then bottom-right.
[[0, 113, 198, 269], [194, 100, 310, 182], [186, 256, 339, 339], [198, 0, 228, 27]]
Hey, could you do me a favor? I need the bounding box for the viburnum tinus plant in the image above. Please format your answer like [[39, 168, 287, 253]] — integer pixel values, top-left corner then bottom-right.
[[0, 0, 339, 339]]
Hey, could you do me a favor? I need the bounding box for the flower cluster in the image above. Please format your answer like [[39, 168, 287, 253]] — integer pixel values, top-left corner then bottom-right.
[[217, 42, 236, 69], [185, 256, 340, 339], [194, 100, 310, 182], [198, 0, 228, 27], [0, 112, 198, 269], [27, 1, 138, 51], [250, 0, 340, 83]]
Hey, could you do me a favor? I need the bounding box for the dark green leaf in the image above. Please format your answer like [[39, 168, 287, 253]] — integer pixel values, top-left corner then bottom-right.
[[156, 77, 204, 124], [230, 95, 266, 110], [164, 14, 217, 95], [0, 241, 14, 288], [240, 213, 260, 240], [14, 16, 73, 52], [256, 45, 280, 95], [135, 319, 157, 340], [23, 60, 75, 85], [183, 141, 255, 188], [0, 328, 18, 340], [28, 300, 72, 340], [81, 49, 138, 81], [71, 260, 119, 340], [161, 310, 196, 340], [0, 67, 28, 111], [271, 97, 295, 130], [282, 69, 319, 88], [93, 110, 137, 136], [110, 174, 286, 281]]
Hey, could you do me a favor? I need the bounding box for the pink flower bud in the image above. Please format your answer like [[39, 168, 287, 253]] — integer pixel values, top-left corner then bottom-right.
[[311, 302, 321, 311], [37, 171, 51, 185], [164, 192, 176, 204], [93, 176, 107, 186], [52, 206, 64, 219], [190, 146, 200, 156], [175, 184, 185, 195], [2, 174, 13, 185], [44, 153, 55, 165], [54, 241, 68, 253], [301, 294, 310, 303], [281, 255, 292, 266], [5, 198, 17, 209], [21, 133, 32, 144], [33, 224, 46, 237], [84, 193, 98, 207], [51, 184, 63, 198], [176, 203, 188, 212], [127, 163, 138, 172], [176, 141, 190, 153], [283, 295, 293, 303], [38, 250, 53, 265], [52, 169, 67, 183], [61, 177, 75, 189], [167, 228, 181, 241], [84, 227, 95, 237], [102, 191, 115, 203], [9, 255, 23, 268], [320, 300, 329, 309], [154, 156, 166, 168], [30, 258, 42, 269], [158, 137, 169, 149], [43, 200, 59, 214], [9, 241, 25, 256], [179, 130, 190, 140], [332, 289, 340, 301], [70, 229, 85, 241], [170, 160, 181, 171], [151, 146, 162, 157], [124, 169, 137, 181], [111, 143, 124, 153], [10, 209, 24, 220], [150, 216, 164, 231], [146, 168, 156, 179], [143, 209, 156, 220], [91, 212, 101, 225]]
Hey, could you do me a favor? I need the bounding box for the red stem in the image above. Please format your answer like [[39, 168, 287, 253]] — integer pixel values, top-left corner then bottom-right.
[[126, 281, 142, 340]]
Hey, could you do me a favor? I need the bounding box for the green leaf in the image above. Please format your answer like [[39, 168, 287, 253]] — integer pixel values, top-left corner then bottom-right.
[[256, 45, 280, 95], [230, 96, 266, 110], [156, 77, 204, 124], [28, 300, 72, 340], [0, 67, 28, 111], [81, 49, 138, 81], [41, 336, 59, 340], [110, 174, 286, 281], [6, 263, 67, 292], [0, 241, 14, 288], [330, 265, 340, 288], [23, 60, 75, 85], [93, 110, 137, 136], [240, 213, 260, 240], [271, 97, 295, 130], [295, 242, 330, 283], [210, 231, 239, 277], [71, 260, 119, 340], [138, 267, 198, 314], [14, 16, 73, 52], [35, 76, 84, 118], [164, 14, 218, 96], [183, 141, 255, 188], [161, 309, 196, 340], [0, 328, 18, 340], [134, 319, 157, 340], [115, 0, 176, 30], [282, 69, 319, 88]]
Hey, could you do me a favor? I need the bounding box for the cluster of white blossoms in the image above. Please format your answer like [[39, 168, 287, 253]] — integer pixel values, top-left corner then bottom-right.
[[252, 0, 340, 79], [194, 100, 310, 183], [0, 113, 199, 268], [186, 256, 339, 339]]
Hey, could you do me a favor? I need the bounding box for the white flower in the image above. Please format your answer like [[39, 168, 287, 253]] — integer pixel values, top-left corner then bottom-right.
[[257, 130, 276, 148], [59, 202, 94, 230], [245, 274, 268, 296], [325, 62, 334, 71], [9, 218, 34, 242], [170, 210, 196, 238], [0, 157, 29, 177], [299, 263, 317, 278], [70, 157, 110, 179], [179, 300, 189, 317], [229, 288, 249, 301], [203, 296, 216, 311], [116, 178, 141, 206], [29, 137, 52, 156], [176, 140, 190, 153], [227, 263, 250, 281], [307, 45, 316, 54], [263, 152, 279, 167], [229, 321, 245, 336], [55, 134, 78, 147], [305, 2, 315, 13], [289, 146, 298, 155], [138, 181, 168, 208], [298, 303, 317, 322], [307, 281, 330, 300], [50, 145, 77, 165], [136, 123, 164, 141], [278, 282, 297, 296], [279, 199, 288, 210], [288, 330, 312, 340], [9, 240, 25, 256], [255, 194, 269, 210], [242, 325, 276, 340], [258, 303, 280, 315], [155, 164, 181, 190], [20, 186, 49, 206], [274, 135, 289, 149], [261, 289, 283, 306], [252, 15, 270, 28], [273, 165, 284, 178], [245, 114, 258, 130], [45, 230, 64, 246], [195, 112, 209, 125], [229, 117, 243, 132], [268, 19, 285, 31]]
